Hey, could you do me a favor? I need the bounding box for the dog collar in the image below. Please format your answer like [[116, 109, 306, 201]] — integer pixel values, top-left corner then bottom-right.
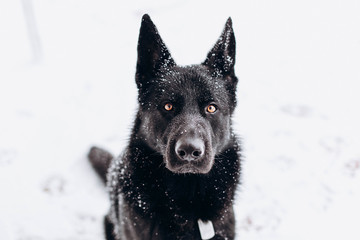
[[197, 219, 215, 240]]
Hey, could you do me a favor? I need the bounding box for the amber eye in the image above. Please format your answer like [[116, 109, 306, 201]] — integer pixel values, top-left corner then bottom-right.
[[164, 103, 173, 111], [206, 104, 217, 113]]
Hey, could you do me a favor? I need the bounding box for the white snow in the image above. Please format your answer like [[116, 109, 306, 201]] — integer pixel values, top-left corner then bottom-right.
[[1, 0, 360, 239]]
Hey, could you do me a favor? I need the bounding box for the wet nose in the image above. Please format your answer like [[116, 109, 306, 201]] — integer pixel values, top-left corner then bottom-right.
[[175, 137, 205, 161]]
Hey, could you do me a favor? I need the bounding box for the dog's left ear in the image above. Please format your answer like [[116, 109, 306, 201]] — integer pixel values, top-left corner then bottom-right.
[[203, 18, 237, 88], [136, 14, 176, 91]]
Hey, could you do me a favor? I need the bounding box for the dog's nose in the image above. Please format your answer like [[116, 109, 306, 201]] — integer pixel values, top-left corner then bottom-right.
[[175, 138, 205, 161]]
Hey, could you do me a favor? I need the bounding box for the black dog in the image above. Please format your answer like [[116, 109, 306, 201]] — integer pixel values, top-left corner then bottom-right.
[[88, 14, 241, 240]]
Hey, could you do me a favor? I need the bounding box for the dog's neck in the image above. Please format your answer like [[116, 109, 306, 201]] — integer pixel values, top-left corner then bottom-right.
[[119, 138, 241, 223]]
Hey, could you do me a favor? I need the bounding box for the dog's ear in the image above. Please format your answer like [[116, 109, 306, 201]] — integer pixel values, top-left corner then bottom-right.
[[136, 14, 176, 90], [203, 18, 237, 87]]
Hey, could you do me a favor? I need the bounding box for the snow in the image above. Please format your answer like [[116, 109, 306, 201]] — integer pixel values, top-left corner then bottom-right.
[[1, 0, 360, 239]]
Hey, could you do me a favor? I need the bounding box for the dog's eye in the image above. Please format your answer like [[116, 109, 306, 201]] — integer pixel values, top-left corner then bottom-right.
[[206, 104, 217, 113], [164, 103, 173, 111]]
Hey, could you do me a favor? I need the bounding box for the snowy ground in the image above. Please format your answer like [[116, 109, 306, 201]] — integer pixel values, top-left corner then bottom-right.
[[1, 0, 360, 239]]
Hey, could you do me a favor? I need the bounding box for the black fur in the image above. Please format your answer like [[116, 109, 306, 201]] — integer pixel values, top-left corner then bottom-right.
[[89, 14, 241, 240], [88, 146, 113, 184]]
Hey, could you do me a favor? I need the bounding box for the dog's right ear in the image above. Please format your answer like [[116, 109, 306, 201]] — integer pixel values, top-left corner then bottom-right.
[[136, 14, 176, 90], [203, 18, 237, 89]]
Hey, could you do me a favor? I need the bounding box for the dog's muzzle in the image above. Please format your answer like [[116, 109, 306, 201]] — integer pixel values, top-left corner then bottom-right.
[[175, 137, 205, 162], [165, 117, 214, 174]]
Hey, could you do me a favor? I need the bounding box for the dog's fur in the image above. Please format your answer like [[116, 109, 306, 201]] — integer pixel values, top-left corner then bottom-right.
[[88, 14, 241, 240]]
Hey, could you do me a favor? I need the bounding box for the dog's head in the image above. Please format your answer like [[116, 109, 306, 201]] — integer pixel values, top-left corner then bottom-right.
[[135, 15, 238, 174]]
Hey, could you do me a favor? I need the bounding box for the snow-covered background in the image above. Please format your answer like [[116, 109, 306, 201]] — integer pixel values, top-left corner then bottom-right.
[[1, 0, 360, 239]]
